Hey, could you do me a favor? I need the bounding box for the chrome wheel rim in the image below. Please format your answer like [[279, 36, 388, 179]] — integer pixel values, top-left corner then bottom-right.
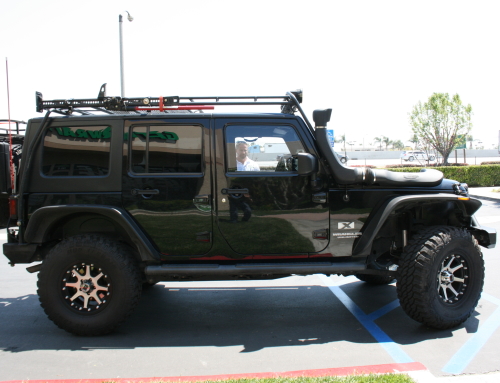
[[437, 254, 468, 304], [61, 263, 111, 312]]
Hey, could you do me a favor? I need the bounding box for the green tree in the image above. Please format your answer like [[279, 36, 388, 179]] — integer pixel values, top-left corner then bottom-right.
[[409, 93, 472, 165], [392, 140, 404, 150], [409, 133, 419, 149]]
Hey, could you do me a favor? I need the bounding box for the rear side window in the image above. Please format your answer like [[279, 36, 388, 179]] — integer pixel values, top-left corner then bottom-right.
[[42, 126, 111, 177], [130, 125, 202, 174]]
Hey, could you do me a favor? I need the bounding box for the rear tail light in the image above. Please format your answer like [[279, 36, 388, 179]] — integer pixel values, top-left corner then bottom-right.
[[9, 196, 17, 218]]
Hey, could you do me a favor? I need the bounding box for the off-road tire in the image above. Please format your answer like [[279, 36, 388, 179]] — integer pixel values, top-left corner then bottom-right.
[[397, 226, 484, 329], [355, 274, 395, 285], [38, 234, 142, 336]]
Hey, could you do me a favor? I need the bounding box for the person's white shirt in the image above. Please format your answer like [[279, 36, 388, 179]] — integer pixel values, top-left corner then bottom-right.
[[237, 158, 260, 171]]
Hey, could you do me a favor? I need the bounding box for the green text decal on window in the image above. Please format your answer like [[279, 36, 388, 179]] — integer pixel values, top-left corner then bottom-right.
[[130, 125, 202, 174], [42, 126, 111, 177]]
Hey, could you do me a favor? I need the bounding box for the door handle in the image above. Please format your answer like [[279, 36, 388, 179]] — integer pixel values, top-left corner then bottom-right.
[[131, 189, 160, 196], [193, 195, 211, 204], [221, 188, 249, 195]]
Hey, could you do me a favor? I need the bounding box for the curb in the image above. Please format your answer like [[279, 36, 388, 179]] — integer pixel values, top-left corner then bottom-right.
[[1, 362, 427, 383]]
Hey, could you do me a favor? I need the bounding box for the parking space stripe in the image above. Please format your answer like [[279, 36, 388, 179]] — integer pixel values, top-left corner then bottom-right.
[[367, 299, 400, 321], [318, 275, 413, 364], [442, 293, 500, 374], [483, 292, 500, 306]]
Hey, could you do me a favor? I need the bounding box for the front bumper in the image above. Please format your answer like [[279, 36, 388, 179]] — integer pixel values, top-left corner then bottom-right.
[[471, 225, 497, 249]]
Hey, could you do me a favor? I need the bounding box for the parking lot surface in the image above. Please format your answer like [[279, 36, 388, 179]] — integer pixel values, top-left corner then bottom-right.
[[1, 197, 499, 382]]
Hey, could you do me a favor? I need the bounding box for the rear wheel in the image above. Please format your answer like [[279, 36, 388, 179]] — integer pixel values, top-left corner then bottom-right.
[[408, 156, 414, 162], [429, 155, 436, 161], [38, 234, 142, 336], [397, 226, 484, 329]]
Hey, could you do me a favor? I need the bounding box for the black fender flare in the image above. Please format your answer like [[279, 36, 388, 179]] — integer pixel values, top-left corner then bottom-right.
[[352, 194, 482, 257], [24, 205, 159, 261]]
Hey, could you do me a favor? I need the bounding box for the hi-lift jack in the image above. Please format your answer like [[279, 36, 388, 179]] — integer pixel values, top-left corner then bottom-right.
[[36, 84, 213, 115]]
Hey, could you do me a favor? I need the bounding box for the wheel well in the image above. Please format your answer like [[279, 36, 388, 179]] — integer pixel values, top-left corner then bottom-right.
[[366, 200, 470, 266], [40, 213, 142, 260]]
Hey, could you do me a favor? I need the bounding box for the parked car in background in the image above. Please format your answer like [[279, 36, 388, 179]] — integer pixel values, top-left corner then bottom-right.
[[401, 150, 435, 162]]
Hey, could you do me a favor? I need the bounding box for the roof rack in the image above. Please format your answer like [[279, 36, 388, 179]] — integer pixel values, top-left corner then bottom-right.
[[35, 84, 313, 131], [0, 119, 27, 135]]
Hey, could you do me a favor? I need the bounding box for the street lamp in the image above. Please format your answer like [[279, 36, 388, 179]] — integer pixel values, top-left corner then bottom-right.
[[119, 11, 133, 97]]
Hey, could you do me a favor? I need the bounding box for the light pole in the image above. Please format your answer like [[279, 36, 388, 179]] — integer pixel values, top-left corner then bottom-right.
[[119, 11, 133, 97]]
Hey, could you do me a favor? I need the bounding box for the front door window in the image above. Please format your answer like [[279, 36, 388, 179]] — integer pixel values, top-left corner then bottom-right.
[[216, 123, 329, 257]]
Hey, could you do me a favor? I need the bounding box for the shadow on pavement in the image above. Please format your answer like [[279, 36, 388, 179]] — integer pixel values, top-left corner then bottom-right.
[[0, 281, 477, 354]]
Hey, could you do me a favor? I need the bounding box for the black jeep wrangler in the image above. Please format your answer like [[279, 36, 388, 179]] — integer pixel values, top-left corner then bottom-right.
[[1, 86, 496, 336]]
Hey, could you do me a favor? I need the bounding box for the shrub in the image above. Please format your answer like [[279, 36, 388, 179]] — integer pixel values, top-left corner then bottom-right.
[[386, 163, 469, 169], [351, 164, 376, 168], [481, 161, 500, 165], [385, 165, 500, 187], [435, 163, 468, 167]]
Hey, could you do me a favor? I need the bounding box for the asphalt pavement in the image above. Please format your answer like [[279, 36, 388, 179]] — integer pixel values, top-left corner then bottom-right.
[[0, 188, 499, 383]]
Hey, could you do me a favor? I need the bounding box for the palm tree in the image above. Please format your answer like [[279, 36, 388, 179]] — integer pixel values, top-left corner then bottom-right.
[[335, 134, 346, 151], [409, 134, 419, 149], [373, 136, 384, 150], [382, 136, 392, 150], [392, 140, 404, 150], [467, 135, 473, 149]]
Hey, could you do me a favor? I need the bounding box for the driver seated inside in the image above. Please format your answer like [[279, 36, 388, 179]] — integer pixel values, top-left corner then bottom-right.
[[236, 141, 260, 171]]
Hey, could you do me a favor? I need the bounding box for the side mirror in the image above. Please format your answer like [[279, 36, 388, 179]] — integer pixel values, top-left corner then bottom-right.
[[297, 153, 318, 176]]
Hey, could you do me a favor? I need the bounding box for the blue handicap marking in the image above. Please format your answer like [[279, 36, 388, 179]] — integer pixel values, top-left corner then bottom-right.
[[319, 276, 500, 374], [442, 293, 500, 374], [318, 275, 413, 364]]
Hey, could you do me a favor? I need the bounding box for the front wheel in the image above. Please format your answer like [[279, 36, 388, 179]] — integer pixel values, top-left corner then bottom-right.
[[397, 226, 484, 329], [429, 155, 436, 161], [38, 235, 142, 336]]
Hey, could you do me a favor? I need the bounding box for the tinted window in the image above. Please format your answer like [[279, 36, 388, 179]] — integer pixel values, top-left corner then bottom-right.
[[42, 126, 111, 177], [130, 125, 202, 174]]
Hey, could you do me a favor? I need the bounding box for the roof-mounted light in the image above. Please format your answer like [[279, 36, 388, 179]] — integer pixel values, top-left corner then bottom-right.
[[290, 89, 303, 104]]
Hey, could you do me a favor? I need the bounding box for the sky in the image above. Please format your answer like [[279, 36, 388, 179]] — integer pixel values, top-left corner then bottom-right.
[[1, 0, 499, 149]]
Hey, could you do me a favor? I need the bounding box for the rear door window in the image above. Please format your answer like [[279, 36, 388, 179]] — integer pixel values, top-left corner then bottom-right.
[[130, 125, 202, 174]]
